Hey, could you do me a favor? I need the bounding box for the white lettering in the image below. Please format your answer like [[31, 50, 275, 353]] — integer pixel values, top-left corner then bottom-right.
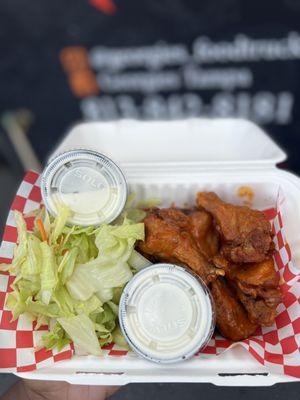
[[89, 42, 189, 71], [97, 70, 181, 93], [193, 32, 300, 64], [183, 65, 253, 90]]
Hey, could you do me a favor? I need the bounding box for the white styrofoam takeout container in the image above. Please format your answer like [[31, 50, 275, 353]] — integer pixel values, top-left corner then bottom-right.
[[17, 118, 300, 386]]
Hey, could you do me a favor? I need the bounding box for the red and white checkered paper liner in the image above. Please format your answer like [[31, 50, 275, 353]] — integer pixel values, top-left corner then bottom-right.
[[0, 172, 299, 377]]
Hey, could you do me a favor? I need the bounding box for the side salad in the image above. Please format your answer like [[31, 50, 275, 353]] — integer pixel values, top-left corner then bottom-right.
[[0, 203, 152, 356]]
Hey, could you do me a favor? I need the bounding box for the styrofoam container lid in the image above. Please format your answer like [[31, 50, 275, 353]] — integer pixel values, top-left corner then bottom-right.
[[119, 263, 215, 364], [52, 119, 287, 172], [41, 149, 127, 226]]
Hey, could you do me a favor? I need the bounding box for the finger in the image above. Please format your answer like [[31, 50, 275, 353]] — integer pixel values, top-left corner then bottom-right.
[[23, 379, 69, 399], [67, 385, 120, 400]]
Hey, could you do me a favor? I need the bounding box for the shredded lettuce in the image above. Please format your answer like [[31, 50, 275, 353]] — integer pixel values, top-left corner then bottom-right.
[[75, 295, 103, 316], [113, 325, 129, 349], [65, 221, 144, 303], [25, 297, 61, 318], [66, 260, 133, 300], [52, 286, 76, 317], [4, 205, 146, 356], [128, 249, 152, 271], [96, 287, 114, 303], [125, 209, 146, 223], [58, 314, 102, 356], [95, 303, 116, 335], [115, 192, 160, 224], [39, 242, 57, 305], [12, 211, 28, 271], [50, 204, 71, 244], [42, 321, 71, 351], [6, 291, 26, 321], [136, 198, 161, 208], [58, 247, 78, 285], [22, 236, 42, 279]]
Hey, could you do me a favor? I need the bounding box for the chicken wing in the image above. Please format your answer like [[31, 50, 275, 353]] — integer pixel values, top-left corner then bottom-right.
[[211, 278, 258, 341], [232, 259, 281, 305], [232, 284, 279, 326], [197, 192, 274, 263], [214, 256, 279, 290], [138, 208, 224, 284], [186, 210, 219, 259], [213, 255, 281, 326]]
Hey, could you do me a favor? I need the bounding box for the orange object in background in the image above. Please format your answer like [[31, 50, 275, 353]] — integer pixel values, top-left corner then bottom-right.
[[60, 47, 99, 98], [60, 47, 89, 72], [68, 70, 99, 98], [89, 0, 117, 15]]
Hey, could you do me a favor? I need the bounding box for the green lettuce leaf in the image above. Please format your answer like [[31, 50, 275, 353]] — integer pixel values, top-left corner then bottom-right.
[[128, 249, 152, 271], [39, 242, 58, 305], [21, 235, 41, 280], [124, 209, 146, 223], [52, 286, 75, 317], [50, 204, 71, 244], [96, 287, 114, 303], [112, 287, 123, 304], [94, 222, 144, 264], [66, 220, 144, 302], [65, 265, 95, 301], [6, 291, 26, 321], [17, 279, 40, 298], [35, 314, 49, 330], [12, 211, 28, 271], [58, 314, 102, 356], [136, 197, 161, 208], [25, 297, 60, 318], [42, 321, 71, 351], [66, 261, 132, 302], [74, 295, 103, 316], [96, 303, 115, 325], [58, 247, 78, 285], [112, 325, 129, 349], [107, 301, 118, 315]]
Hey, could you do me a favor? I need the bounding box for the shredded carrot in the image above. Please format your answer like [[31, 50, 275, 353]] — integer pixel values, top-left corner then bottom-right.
[[37, 218, 48, 242]]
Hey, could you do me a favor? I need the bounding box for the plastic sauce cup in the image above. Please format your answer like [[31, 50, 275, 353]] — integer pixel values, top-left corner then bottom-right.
[[119, 263, 215, 363], [41, 149, 127, 226]]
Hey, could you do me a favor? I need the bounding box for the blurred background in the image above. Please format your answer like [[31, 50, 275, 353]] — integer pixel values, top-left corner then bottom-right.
[[1, 0, 300, 397]]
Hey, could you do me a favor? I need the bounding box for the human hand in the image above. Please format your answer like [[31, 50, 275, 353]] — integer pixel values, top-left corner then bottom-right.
[[1, 379, 119, 400]]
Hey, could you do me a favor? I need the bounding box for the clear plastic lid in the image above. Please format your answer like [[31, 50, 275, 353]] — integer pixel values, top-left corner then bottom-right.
[[119, 263, 215, 363], [41, 149, 127, 226]]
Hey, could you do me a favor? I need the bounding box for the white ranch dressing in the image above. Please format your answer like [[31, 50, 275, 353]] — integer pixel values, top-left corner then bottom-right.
[[41, 150, 127, 226], [119, 263, 215, 363]]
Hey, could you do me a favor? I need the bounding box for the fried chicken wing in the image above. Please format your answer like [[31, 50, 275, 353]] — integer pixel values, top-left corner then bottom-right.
[[197, 192, 274, 263], [213, 255, 281, 326], [231, 258, 279, 288], [214, 256, 279, 289], [138, 208, 224, 284], [233, 259, 281, 307], [232, 284, 279, 326], [211, 278, 258, 341], [186, 210, 219, 259]]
